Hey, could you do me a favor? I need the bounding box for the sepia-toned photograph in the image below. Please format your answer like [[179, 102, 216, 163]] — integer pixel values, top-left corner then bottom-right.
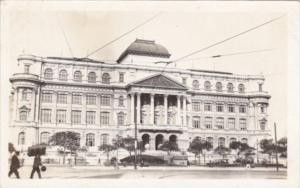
[[0, 1, 299, 188]]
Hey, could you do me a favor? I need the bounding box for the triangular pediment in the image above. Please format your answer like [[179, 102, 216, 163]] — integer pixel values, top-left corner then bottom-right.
[[129, 74, 187, 90]]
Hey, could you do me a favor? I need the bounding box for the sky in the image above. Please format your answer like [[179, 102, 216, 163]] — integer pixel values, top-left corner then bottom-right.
[[3, 2, 288, 138]]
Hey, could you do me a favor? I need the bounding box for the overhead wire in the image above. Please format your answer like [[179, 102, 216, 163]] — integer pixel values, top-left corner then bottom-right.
[[85, 12, 163, 58], [56, 15, 75, 58], [171, 15, 284, 63]]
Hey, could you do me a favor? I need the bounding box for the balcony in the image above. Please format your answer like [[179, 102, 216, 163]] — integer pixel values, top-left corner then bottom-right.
[[10, 73, 40, 82]]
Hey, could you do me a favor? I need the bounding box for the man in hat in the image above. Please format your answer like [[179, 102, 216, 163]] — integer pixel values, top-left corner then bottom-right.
[[30, 154, 42, 179], [8, 151, 21, 178]]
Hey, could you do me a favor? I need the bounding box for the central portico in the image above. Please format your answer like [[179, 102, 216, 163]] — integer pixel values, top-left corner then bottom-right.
[[127, 74, 189, 150]]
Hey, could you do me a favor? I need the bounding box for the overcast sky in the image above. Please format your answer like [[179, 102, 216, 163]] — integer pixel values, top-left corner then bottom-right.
[[3, 2, 288, 138]]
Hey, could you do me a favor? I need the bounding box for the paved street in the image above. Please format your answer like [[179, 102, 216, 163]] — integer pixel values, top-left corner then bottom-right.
[[9, 165, 287, 179]]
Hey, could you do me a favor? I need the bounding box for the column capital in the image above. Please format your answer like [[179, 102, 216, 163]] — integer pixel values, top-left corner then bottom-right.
[[150, 93, 155, 97], [164, 94, 169, 98], [136, 92, 142, 96]]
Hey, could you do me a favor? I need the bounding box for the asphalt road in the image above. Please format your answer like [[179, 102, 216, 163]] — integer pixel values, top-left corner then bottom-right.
[[8, 165, 287, 179]]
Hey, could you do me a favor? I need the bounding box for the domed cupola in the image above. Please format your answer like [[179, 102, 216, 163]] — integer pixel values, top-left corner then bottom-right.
[[117, 39, 171, 65]]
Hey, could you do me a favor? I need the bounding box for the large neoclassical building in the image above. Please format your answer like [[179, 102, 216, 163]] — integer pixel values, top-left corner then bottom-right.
[[9, 39, 271, 152]]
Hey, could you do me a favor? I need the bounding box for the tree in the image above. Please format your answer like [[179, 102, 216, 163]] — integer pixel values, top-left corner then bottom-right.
[[98, 144, 117, 164], [229, 141, 255, 159], [158, 141, 179, 154], [188, 138, 212, 165], [119, 136, 135, 156], [260, 139, 275, 162], [48, 131, 80, 164], [214, 146, 230, 159], [277, 137, 287, 158]]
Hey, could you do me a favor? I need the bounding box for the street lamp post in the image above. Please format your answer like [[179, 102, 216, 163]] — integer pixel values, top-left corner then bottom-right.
[[274, 123, 279, 172], [134, 121, 137, 170]]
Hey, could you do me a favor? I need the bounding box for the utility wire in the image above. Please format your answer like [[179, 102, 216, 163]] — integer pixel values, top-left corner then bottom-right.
[[56, 15, 74, 58], [178, 48, 276, 62], [85, 12, 163, 58], [172, 15, 284, 63]]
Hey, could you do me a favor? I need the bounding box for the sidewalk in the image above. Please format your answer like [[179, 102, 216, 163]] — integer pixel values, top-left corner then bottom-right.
[[50, 164, 287, 172]]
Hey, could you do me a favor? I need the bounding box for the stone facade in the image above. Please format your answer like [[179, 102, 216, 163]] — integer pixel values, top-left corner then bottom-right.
[[9, 39, 271, 152]]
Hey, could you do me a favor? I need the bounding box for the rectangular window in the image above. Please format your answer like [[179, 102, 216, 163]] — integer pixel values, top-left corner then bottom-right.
[[41, 109, 51, 123], [216, 104, 224, 112], [71, 110, 81, 124], [216, 117, 224, 129], [19, 111, 27, 121], [239, 105, 246, 113], [240, 119, 247, 130], [24, 65, 30, 73], [56, 110, 66, 123], [117, 113, 125, 125], [86, 111, 96, 124], [72, 94, 82, 105], [100, 95, 111, 106], [192, 116, 201, 128], [100, 112, 110, 125], [22, 90, 31, 101], [260, 107, 265, 113], [192, 102, 201, 112], [42, 92, 52, 103], [204, 117, 212, 129], [119, 72, 124, 83], [228, 118, 235, 129], [182, 78, 187, 85], [86, 95, 96, 105], [204, 103, 212, 112], [228, 105, 235, 113], [57, 94, 67, 104]]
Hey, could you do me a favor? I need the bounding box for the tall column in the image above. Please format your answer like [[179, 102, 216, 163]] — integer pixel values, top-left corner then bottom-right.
[[183, 96, 187, 126], [150, 93, 154, 125], [130, 93, 135, 124], [164, 95, 168, 125], [136, 93, 141, 125], [176, 95, 181, 125], [12, 87, 18, 121]]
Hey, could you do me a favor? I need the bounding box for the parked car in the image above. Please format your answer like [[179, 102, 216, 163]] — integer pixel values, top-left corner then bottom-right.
[[120, 154, 165, 166], [207, 159, 240, 167]]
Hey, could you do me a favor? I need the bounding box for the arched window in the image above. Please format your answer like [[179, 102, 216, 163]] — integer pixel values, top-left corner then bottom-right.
[[238, 84, 245, 93], [100, 134, 109, 145], [119, 96, 124, 106], [227, 83, 234, 92], [19, 111, 27, 121], [59, 69, 68, 81], [18, 132, 25, 145], [206, 137, 213, 148], [40, 132, 50, 144], [216, 82, 222, 92], [74, 71, 82, 82], [230, 138, 237, 144], [88, 72, 96, 83], [241, 138, 248, 144], [117, 112, 125, 125], [44, 68, 53, 80], [102, 73, 110, 84], [192, 80, 200, 90], [218, 137, 225, 147], [204, 81, 211, 91], [86, 133, 95, 146]]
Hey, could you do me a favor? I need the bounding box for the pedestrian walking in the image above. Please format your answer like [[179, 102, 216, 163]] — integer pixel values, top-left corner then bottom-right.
[[8, 151, 21, 179], [30, 154, 42, 179]]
